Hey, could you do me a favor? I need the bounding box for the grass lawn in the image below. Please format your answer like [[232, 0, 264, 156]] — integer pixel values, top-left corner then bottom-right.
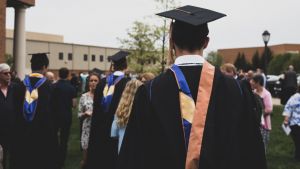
[[64, 105, 300, 169], [267, 105, 300, 169]]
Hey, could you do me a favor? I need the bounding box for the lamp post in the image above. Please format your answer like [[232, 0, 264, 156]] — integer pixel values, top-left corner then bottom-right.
[[262, 30, 270, 75], [161, 0, 169, 73]]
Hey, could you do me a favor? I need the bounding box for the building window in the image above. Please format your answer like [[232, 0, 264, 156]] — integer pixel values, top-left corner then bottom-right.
[[68, 53, 73, 60], [107, 56, 111, 62], [92, 55, 96, 62], [100, 55, 104, 62], [59, 52, 64, 60], [84, 54, 88, 61]]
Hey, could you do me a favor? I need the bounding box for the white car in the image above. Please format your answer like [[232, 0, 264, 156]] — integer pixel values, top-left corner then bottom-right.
[[267, 75, 280, 83]]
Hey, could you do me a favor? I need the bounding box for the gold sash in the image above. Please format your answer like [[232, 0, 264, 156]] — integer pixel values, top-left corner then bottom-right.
[[185, 61, 215, 169]]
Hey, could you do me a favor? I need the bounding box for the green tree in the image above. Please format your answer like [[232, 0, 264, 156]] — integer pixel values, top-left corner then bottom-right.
[[234, 52, 242, 70], [206, 51, 223, 67], [267, 53, 293, 74], [154, 0, 180, 72], [5, 54, 13, 68], [240, 53, 252, 71], [252, 50, 261, 70], [285, 54, 300, 73], [234, 53, 251, 71], [119, 21, 162, 73]]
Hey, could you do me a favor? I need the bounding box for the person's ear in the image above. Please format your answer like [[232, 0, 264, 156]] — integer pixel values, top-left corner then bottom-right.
[[203, 37, 210, 49]]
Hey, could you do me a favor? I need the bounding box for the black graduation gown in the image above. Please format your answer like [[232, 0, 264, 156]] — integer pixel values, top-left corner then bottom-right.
[[86, 76, 130, 169], [0, 82, 17, 149], [117, 66, 267, 169], [10, 78, 58, 169]]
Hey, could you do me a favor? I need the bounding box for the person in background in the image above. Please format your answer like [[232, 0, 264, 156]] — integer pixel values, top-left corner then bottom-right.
[[250, 74, 273, 152], [256, 68, 267, 87], [111, 79, 143, 153], [86, 51, 131, 169], [80, 72, 89, 93], [140, 72, 155, 83], [0, 63, 16, 169], [281, 65, 298, 105], [45, 71, 55, 84], [70, 73, 80, 95], [246, 70, 254, 81], [10, 70, 21, 84], [220, 63, 237, 78], [10, 53, 58, 169], [282, 85, 300, 162], [78, 73, 100, 169], [52, 67, 77, 169], [237, 69, 245, 80]]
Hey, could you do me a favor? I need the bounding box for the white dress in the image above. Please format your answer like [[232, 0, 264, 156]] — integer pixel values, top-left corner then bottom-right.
[[78, 93, 94, 150]]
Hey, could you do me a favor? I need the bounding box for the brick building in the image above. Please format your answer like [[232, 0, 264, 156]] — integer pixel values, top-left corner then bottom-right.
[[218, 44, 300, 64]]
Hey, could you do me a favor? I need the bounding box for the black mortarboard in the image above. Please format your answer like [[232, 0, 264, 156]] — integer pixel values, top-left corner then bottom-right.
[[156, 5, 226, 26], [29, 53, 49, 70], [92, 68, 104, 75], [110, 51, 130, 62]]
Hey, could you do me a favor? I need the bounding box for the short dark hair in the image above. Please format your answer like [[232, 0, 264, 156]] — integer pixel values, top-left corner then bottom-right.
[[171, 21, 209, 52], [252, 74, 264, 86], [59, 67, 69, 79], [30, 54, 49, 71], [113, 58, 127, 71]]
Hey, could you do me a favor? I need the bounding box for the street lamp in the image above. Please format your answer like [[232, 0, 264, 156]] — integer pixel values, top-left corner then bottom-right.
[[262, 30, 270, 75]]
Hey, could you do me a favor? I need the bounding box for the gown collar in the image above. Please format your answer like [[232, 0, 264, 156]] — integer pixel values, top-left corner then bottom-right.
[[174, 55, 205, 66], [113, 71, 125, 76]]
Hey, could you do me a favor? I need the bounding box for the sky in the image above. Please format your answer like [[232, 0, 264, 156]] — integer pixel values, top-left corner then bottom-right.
[[5, 0, 300, 55]]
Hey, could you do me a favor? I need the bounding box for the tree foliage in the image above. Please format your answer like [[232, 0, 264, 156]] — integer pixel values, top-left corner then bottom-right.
[[154, 0, 180, 72], [119, 21, 162, 73], [252, 50, 261, 70], [267, 53, 298, 75], [234, 52, 251, 71], [206, 51, 223, 67], [5, 54, 13, 68]]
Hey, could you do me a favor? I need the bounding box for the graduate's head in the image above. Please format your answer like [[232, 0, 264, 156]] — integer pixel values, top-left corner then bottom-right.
[[59, 67, 69, 80], [110, 51, 130, 71], [171, 21, 209, 53], [30, 53, 49, 73], [157, 5, 226, 64]]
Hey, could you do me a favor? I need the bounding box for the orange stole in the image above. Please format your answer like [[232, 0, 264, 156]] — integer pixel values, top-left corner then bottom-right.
[[185, 61, 215, 169]]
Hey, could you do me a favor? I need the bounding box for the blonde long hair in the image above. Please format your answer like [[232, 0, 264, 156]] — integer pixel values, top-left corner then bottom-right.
[[116, 79, 143, 127]]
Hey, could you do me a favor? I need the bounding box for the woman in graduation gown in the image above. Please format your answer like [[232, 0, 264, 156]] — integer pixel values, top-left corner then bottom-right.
[[10, 53, 59, 169], [117, 6, 267, 169], [85, 51, 131, 169]]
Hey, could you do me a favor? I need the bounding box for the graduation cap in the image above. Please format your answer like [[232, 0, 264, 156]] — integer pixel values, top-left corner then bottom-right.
[[92, 68, 104, 75], [28, 53, 49, 70], [156, 5, 226, 26], [109, 51, 130, 63], [108, 51, 130, 71]]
